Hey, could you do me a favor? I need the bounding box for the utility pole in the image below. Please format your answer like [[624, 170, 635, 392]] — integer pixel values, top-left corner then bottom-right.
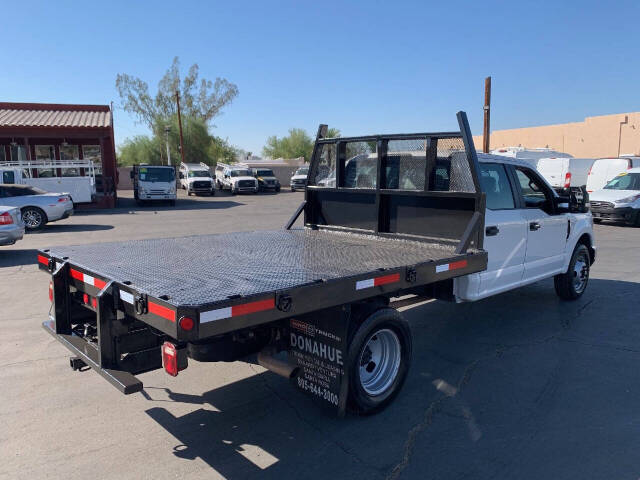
[[175, 90, 186, 165], [164, 125, 171, 166], [483, 76, 491, 153]]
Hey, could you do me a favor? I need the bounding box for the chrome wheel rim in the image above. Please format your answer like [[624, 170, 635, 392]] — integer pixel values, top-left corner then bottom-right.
[[359, 328, 401, 396], [573, 251, 589, 294], [23, 209, 42, 228]]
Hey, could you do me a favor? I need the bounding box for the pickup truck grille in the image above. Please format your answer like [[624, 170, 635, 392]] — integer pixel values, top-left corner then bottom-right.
[[590, 201, 614, 209], [238, 180, 255, 188], [291, 178, 306, 186], [193, 181, 211, 189]]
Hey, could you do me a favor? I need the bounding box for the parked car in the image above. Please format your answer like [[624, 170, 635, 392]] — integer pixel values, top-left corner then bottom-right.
[[589, 168, 640, 226], [586, 156, 640, 193], [214, 163, 258, 194], [252, 168, 280, 192], [0, 206, 25, 245], [0, 184, 73, 230], [179, 162, 215, 196], [491, 147, 572, 162], [536, 157, 595, 193], [290, 166, 309, 191]]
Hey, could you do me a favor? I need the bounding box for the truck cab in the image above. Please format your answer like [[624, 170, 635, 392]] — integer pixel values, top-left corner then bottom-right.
[[252, 168, 281, 192], [130, 165, 177, 206], [179, 163, 215, 196], [215, 163, 258, 194], [455, 153, 595, 301]]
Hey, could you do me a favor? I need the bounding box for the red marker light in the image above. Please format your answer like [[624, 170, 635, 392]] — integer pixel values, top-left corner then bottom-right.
[[49, 281, 53, 302], [179, 316, 194, 331], [91, 297, 97, 309], [564, 172, 572, 188], [83, 293, 89, 305], [162, 342, 179, 376]]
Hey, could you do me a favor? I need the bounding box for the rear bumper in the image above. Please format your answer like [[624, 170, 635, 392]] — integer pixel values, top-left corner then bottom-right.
[[42, 318, 143, 394], [0, 225, 25, 245]]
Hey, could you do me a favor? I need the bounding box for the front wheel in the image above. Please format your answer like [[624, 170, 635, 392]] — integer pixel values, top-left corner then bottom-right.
[[347, 308, 412, 415], [22, 207, 47, 231], [554, 243, 590, 300]]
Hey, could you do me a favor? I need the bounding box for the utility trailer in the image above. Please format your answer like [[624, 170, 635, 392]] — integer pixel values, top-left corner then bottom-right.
[[38, 112, 487, 415]]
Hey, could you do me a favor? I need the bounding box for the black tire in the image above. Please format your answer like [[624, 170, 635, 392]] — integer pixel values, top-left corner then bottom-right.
[[554, 243, 590, 300], [169, 200, 176, 207], [593, 218, 602, 224], [291, 187, 295, 192], [276, 186, 281, 192], [210, 189, 215, 196], [21, 206, 47, 231], [347, 308, 412, 415]]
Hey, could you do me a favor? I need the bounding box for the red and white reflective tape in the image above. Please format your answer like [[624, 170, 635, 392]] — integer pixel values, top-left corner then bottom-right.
[[435, 260, 468, 273], [149, 301, 176, 322], [69, 268, 107, 290], [37, 255, 49, 266], [201, 298, 275, 324], [355, 272, 400, 291]]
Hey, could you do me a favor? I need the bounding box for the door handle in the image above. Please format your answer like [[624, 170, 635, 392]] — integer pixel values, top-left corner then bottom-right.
[[529, 221, 541, 231], [485, 225, 499, 236]]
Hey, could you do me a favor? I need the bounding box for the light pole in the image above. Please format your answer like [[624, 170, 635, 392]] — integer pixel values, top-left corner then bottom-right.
[[165, 126, 171, 166]]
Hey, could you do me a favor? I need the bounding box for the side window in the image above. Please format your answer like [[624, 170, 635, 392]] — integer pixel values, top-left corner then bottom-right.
[[515, 168, 553, 214], [342, 142, 377, 189], [2, 171, 15, 184], [479, 163, 515, 209], [383, 140, 426, 190]]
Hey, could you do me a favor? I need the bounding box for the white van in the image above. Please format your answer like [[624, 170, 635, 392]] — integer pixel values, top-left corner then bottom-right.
[[490, 147, 572, 163], [536, 158, 595, 191], [586, 157, 640, 193]]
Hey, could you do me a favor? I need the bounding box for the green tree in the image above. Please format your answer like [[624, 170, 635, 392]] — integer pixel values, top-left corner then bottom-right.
[[262, 127, 340, 162], [118, 115, 237, 166], [116, 56, 239, 130]]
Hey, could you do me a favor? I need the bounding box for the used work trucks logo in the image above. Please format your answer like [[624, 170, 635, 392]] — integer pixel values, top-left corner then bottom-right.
[[290, 319, 316, 337]]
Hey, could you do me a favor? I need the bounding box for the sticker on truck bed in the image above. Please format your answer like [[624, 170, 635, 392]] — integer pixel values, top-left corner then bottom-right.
[[288, 307, 350, 414]]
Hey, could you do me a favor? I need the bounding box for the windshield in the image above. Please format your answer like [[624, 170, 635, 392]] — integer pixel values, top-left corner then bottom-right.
[[188, 171, 210, 178], [139, 167, 175, 182], [295, 167, 309, 176], [603, 173, 640, 191], [230, 169, 251, 177], [256, 169, 274, 177]]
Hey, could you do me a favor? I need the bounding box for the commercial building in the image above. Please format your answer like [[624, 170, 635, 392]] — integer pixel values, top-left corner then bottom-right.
[[0, 102, 118, 208], [474, 111, 640, 158]]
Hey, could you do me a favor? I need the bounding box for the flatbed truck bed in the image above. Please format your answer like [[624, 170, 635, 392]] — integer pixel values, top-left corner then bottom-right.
[[38, 112, 489, 415]]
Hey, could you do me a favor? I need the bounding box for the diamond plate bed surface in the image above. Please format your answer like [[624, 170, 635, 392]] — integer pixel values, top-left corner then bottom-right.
[[46, 229, 459, 307]]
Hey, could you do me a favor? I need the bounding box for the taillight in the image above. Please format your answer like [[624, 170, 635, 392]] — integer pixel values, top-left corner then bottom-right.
[[57, 197, 67, 202], [83, 293, 89, 305], [564, 172, 572, 188], [179, 316, 194, 331], [0, 212, 13, 225], [162, 342, 184, 377], [627, 159, 632, 170], [49, 281, 53, 302], [91, 297, 97, 309], [588, 164, 593, 175]]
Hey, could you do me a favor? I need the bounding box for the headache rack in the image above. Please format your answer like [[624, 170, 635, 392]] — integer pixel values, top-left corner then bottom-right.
[[38, 111, 488, 396]]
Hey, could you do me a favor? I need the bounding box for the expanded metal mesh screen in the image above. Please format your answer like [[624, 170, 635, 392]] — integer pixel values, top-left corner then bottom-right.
[[436, 137, 475, 192], [310, 135, 477, 193], [310, 143, 336, 187], [384, 139, 427, 190]]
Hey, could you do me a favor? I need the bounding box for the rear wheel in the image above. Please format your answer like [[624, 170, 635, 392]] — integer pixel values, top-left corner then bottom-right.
[[347, 308, 412, 415], [593, 218, 602, 224], [21, 207, 47, 231], [554, 243, 590, 300]]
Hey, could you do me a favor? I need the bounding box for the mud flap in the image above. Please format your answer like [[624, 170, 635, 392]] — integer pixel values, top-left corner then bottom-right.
[[287, 305, 351, 416]]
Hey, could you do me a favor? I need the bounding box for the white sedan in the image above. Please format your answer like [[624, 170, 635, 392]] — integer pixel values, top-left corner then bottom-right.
[[0, 184, 74, 230]]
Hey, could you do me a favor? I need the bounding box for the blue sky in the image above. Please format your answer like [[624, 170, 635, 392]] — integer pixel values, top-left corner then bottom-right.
[[2, 0, 639, 155]]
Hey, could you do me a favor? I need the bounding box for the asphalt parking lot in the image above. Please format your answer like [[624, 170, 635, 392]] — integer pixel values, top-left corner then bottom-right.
[[1, 189, 640, 480]]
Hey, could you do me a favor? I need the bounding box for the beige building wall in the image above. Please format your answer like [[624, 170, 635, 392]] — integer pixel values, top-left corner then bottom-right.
[[473, 112, 640, 158]]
